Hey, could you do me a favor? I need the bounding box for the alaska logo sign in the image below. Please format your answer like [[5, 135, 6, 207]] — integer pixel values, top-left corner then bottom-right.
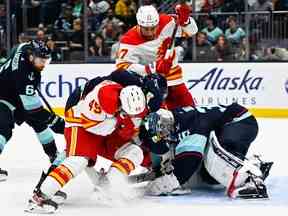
[[187, 67, 264, 93]]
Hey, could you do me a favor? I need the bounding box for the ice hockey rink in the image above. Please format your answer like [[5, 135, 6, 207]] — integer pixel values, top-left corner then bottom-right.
[[0, 118, 287, 216]]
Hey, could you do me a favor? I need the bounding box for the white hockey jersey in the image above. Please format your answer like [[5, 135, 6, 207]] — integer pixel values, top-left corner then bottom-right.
[[116, 14, 198, 86], [65, 80, 122, 136]]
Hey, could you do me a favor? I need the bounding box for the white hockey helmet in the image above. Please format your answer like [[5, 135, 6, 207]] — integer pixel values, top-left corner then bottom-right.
[[136, 5, 159, 27], [120, 85, 146, 115]]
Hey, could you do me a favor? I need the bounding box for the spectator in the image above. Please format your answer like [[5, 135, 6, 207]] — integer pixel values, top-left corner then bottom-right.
[[71, 0, 84, 18], [273, 0, 288, 10], [110, 33, 121, 60], [234, 37, 248, 61], [115, 0, 137, 25], [18, 33, 30, 43], [89, 0, 110, 14], [54, 3, 73, 31], [89, 34, 109, 56], [212, 35, 233, 61], [221, 0, 245, 12], [69, 18, 84, 51], [201, 0, 224, 13], [36, 0, 63, 25], [46, 36, 62, 62], [36, 29, 46, 43], [102, 20, 119, 43], [99, 8, 122, 32], [250, 0, 273, 11], [201, 16, 224, 44], [263, 47, 288, 61], [195, 32, 213, 61], [88, 0, 110, 31], [225, 16, 246, 46]]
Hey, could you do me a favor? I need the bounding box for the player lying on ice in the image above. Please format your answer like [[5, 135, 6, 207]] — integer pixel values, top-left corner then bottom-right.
[[116, 3, 198, 110], [0, 41, 65, 181], [25, 70, 169, 214], [140, 103, 273, 199]]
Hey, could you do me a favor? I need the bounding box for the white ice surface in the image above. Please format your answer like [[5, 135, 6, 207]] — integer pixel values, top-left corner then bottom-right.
[[0, 118, 287, 216]]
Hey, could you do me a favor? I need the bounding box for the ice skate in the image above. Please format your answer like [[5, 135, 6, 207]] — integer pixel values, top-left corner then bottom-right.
[[0, 168, 8, 181], [25, 190, 58, 214], [228, 175, 269, 199]]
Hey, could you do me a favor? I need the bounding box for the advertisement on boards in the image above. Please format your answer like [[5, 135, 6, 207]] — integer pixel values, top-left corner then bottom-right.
[[181, 63, 288, 108], [41, 63, 288, 117]]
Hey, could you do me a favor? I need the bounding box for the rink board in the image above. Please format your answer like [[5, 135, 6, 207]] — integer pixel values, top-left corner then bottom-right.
[[41, 63, 288, 118]]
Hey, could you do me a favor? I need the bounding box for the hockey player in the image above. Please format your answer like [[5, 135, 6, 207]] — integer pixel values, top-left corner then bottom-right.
[[30, 69, 168, 203], [26, 80, 148, 214], [141, 103, 272, 199], [0, 41, 65, 181], [116, 4, 198, 110]]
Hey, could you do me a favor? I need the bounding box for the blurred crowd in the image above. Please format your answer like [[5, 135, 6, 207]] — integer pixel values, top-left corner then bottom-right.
[[0, 0, 287, 63]]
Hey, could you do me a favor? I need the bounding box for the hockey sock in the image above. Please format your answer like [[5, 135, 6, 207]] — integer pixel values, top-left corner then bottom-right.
[[41, 156, 88, 197], [111, 158, 135, 175]]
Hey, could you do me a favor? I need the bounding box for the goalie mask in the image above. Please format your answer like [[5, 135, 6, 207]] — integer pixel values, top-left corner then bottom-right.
[[120, 85, 146, 115], [145, 109, 175, 139]]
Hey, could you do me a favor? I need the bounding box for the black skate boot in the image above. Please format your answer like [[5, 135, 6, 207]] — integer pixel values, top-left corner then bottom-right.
[[0, 168, 8, 181], [25, 189, 58, 214], [229, 174, 269, 199]]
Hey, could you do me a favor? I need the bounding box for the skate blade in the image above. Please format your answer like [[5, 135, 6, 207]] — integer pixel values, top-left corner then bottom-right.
[[24, 201, 57, 214], [235, 195, 269, 200], [51, 196, 65, 205], [51, 192, 67, 205], [0, 176, 7, 182]]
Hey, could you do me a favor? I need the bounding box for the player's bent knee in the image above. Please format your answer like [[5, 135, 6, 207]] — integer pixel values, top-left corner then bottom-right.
[[176, 134, 206, 156], [114, 143, 144, 166], [61, 156, 89, 177]]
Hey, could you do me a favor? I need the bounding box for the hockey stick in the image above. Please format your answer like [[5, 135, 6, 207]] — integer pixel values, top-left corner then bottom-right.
[[166, 0, 187, 51], [36, 87, 55, 114]]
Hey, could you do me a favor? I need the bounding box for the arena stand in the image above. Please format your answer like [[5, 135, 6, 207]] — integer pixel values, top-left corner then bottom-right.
[[0, 0, 288, 63]]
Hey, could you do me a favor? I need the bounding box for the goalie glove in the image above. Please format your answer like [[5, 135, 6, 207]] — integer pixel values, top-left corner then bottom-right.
[[145, 172, 180, 196]]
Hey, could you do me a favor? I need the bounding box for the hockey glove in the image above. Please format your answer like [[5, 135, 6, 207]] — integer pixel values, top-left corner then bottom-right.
[[155, 52, 175, 76], [48, 114, 65, 134], [175, 3, 191, 26], [116, 114, 136, 141]]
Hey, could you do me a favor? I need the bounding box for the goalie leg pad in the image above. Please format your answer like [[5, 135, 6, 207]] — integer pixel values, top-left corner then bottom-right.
[[204, 131, 268, 199]]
